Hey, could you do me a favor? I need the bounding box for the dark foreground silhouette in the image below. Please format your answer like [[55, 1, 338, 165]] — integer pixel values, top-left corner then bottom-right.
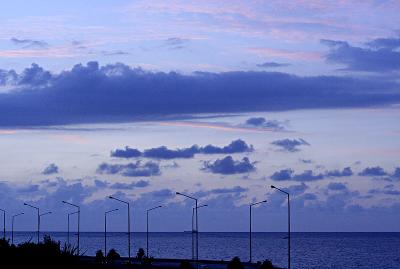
[[0, 236, 278, 269]]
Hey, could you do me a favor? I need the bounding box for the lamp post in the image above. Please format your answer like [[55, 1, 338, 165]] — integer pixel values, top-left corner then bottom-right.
[[249, 200, 267, 263], [146, 205, 162, 258], [192, 204, 207, 260], [39, 211, 52, 238], [62, 201, 80, 255], [23, 203, 40, 244], [105, 208, 119, 256], [176, 192, 198, 263], [67, 211, 79, 244], [12, 212, 24, 245], [271, 185, 290, 269], [0, 209, 5, 240], [109, 196, 131, 261]]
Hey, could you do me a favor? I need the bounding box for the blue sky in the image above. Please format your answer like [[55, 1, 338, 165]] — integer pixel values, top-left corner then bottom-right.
[[0, 0, 400, 232]]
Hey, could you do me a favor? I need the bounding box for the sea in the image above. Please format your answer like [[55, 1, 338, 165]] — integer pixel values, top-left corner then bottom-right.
[[5, 232, 400, 269]]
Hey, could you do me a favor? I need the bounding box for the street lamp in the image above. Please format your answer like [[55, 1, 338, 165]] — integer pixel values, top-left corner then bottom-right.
[[39, 211, 52, 238], [249, 200, 267, 263], [11, 212, 24, 245], [105, 208, 119, 256], [62, 201, 80, 255], [0, 209, 5, 240], [271, 185, 291, 269], [23, 202, 40, 243], [109, 196, 131, 261], [192, 204, 207, 260], [146, 205, 162, 258], [67, 211, 79, 245], [176, 192, 199, 263]]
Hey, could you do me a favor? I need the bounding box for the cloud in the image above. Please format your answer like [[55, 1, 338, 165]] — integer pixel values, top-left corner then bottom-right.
[[0, 62, 399, 126], [325, 167, 353, 177], [143, 146, 198, 159], [101, 50, 130, 56], [271, 138, 310, 152], [110, 180, 149, 190], [383, 190, 400, 196], [203, 156, 256, 174], [256, 62, 290, 68], [358, 166, 388, 177], [94, 179, 108, 188], [270, 168, 294, 181], [96, 161, 161, 177], [42, 163, 59, 175], [292, 170, 324, 181], [201, 139, 253, 154], [271, 168, 325, 181], [327, 182, 347, 191], [393, 167, 400, 179], [164, 37, 189, 50], [17, 184, 40, 193], [111, 146, 142, 158], [209, 186, 248, 195], [111, 139, 253, 159], [10, 38, 49, 48], [244, 117, 286, 130], [321, 36, 400, 72]]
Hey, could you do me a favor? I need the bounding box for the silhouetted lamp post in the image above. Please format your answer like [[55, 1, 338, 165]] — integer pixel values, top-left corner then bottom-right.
[[0, 209, 5, 240], [249, 200, 267, 263], [23, 202, 40, 243], [12, 212, 24, 245], [62, 201, 80, 255], [176, 192, 198, 263], [67, 211, 79, 244], [109, 196, 131, 261], [146, 205, 162, 257], [192, 204, 207, 260], [271, 185, 291, 269], [105, 208, 118, 256], [39, 211, 52, 238]]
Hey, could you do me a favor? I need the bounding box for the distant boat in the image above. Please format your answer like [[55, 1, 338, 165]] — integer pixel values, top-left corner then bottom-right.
[[184, 230, 193, 233]]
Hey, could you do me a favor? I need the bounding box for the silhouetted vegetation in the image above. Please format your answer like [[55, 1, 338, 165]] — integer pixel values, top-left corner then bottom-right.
[[137, 247, 145, 260], [96, 249, 105, 263], [179, 260, 194, 269], [227, 257, 244, 269], [258, 259, 274, 269], [106, 248, 121, 263], [0, 236, 279, 269]]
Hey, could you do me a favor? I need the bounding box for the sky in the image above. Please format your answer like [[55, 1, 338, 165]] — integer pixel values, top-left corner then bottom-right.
[[0, 0, 400, 232]]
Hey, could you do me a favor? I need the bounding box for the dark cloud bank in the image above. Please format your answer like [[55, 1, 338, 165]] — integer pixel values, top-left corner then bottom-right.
[[322, 36, 400, 72], [0, 61, 399, 126], [111, 139, 253, 159]]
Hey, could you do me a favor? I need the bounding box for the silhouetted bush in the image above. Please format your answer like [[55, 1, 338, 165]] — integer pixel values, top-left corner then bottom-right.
[[227, 257, 244, 269], [95, 249, 105, 263], [259, 259, 274, 269], [106, 248, 120, 262], [179, 260, 194, 269], [137, 247, 145, 260]]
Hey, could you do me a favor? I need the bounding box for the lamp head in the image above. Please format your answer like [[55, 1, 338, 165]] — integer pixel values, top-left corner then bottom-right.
[[23, 203, 27, 205], [271, 185, 276, 189], [176, 192, 181, 195], [109, 196, 114, 199], [262, 200, 267, 203]]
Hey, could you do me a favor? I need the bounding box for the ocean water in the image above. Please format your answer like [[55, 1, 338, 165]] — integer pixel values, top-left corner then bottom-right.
[[6, 232, 400, 269]]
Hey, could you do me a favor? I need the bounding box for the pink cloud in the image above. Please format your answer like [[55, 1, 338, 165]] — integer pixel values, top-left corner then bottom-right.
[[247, 47, 322, 61]]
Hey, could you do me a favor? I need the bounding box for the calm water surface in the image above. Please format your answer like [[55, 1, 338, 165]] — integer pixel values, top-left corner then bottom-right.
[[7, 232, 400, 269]]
